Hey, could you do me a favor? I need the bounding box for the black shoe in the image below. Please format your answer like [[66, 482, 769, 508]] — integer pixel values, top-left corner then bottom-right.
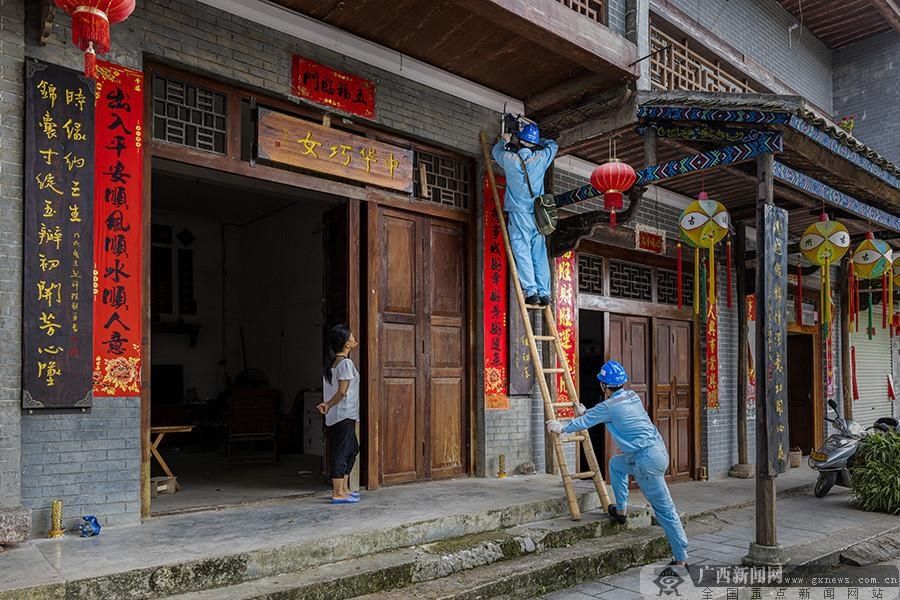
[[668, 559, 689, 568], [538, 295, 551, 306], [524, 294, 541, 306], [608, 504, 627, 525]]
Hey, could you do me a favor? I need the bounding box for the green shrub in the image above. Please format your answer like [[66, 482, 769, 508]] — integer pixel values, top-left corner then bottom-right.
[[850, 431, 900, 515]]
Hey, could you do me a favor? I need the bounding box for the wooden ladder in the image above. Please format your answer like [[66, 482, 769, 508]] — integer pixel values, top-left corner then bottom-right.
[[480, 132, 612, 520]]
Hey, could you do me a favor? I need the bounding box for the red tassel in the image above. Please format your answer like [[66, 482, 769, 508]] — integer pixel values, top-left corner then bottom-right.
[[610, 209, 617, 229], [883, 273, 889, 329], [726, 240, 733, 309], [676, 243, 683, 309], [796, 263, 803, 325], [71, 13, 111, 54], [849, 262, 856, 326], [851, 346, 860, 400], [855, 275, 860, 333], [84, 44, 96, 79]]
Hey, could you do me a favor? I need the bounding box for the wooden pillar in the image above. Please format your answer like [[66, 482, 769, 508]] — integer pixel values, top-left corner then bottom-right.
[[730, 224, 753, 477], [840, 258, 853, 419], [744, 152, 785, 566], [644, 125, 658, 167]]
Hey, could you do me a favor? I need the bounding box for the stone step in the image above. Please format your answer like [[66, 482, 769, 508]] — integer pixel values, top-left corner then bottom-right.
[[163, 510, 655, 600]]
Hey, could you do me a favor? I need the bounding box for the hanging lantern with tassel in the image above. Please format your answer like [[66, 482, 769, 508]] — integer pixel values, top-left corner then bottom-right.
[[852, 233, 892, 339], [799, 214, 850, 333], [590, 160, 636, 229], [677, 192, 729, 409], [52, 1, 136, 79]]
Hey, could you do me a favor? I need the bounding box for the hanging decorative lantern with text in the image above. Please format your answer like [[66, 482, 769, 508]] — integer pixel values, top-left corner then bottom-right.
[[53, 1, 136, 78], [852, 233, 892, 339], [590, 160, 636, 229], [678, 192, 729, 409], [799, 214, 850, 334]]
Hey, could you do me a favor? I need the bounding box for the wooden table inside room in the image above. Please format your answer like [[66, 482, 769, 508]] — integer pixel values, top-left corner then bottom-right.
[[150, 425, 195, 492]]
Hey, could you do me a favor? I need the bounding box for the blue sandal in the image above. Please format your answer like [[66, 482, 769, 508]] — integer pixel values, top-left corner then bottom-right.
[[330, 496, 359, 504]]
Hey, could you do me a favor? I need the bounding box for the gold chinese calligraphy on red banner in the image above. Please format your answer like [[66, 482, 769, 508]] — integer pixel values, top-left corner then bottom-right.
[[23, 58, 95, 409], [483, 175, 509, 410], [92, 61, 143, 397], [256, 108, 413, 193], [555, 251, 577, 418]]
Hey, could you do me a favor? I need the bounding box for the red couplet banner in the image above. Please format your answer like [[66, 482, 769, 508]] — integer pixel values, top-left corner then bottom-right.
[[92, 61, 143, 397], [291, 56, 376, 119], [555, 252, 577, 418], [484, 175, 509, 410]]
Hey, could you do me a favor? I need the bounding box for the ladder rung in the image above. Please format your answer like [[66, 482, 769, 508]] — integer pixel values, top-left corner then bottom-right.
[[570, 471, 596, 480], [551, 401, 574, 407], [534, 335, 555, 341], [560, 434, 586, 443], [542, 368, 565, 374]]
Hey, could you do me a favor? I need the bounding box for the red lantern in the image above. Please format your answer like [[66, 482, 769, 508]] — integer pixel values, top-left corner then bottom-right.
[[53, 1, 136, 78], [590, 160, 636, 228]]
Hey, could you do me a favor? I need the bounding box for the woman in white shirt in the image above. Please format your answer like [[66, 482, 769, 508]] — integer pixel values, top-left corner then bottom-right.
[[318, 324, 361, 503]]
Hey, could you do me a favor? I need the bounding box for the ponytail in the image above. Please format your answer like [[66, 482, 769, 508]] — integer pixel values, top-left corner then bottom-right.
[[323, 324, 352, 384]]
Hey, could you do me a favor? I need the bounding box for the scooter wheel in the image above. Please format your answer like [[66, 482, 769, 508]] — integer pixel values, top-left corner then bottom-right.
[[814, 472, 837, 498]]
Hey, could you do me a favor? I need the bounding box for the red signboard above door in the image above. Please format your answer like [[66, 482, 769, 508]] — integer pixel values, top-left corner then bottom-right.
[[291, 56, 376, 119]]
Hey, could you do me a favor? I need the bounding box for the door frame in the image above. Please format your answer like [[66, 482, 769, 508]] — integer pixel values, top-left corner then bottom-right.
[[576, 247, 700, 480], [786, 323, 824, 451]]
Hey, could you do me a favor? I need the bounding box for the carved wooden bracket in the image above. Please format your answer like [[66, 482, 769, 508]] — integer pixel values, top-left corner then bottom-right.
[[40, 0, 54, 46]]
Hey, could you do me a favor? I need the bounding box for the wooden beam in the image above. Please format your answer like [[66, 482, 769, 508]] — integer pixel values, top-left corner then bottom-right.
[[525, 73, 615, 116], [871, 0, 900, 32], [556, 99, 637, 151], [577, 292, 693, 321], [453, 0, 638, 78]]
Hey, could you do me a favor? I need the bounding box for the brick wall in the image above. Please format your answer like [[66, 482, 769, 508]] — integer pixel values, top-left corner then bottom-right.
[[0, 0, 25, 510], [833, 31, 900, 165], [4, 0, 506, 527], [656, 0, 834, 113], [20, 399, 141, 534]]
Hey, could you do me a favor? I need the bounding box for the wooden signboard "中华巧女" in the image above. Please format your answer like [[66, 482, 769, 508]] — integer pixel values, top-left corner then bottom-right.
[[256, 108, 413, 193]]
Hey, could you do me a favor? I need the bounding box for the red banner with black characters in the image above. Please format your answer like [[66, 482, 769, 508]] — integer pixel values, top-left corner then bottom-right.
[[484, 175, 509, 410], [291, 56, 376, 119], [555, 252, 577, 418], [92, 61, 143, 397], [706, 293, 719, 409]]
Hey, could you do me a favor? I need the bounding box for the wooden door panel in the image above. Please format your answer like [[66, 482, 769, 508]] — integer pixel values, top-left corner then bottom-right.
[[657, 415, 671, 453], [429, 223, 464, 318], [382, 322, 417, 370], [430, 376, 464, 478], [675, 414, 692, 477], [383, 215, 417, 315], [382, 377, 419, 483], [430, 325, 463, 370]]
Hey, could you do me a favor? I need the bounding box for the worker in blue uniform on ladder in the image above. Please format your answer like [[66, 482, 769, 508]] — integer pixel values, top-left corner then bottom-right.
[[547, 360, 690, 566], [491, 119, 558, 306]]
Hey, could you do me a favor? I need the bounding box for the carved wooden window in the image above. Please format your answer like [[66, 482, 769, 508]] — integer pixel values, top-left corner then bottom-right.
[[609, 260, 653, 301], [152, 74, 227, 154], [658, 268, 693, 307], [650, 25, 754, 94], [578, 254, 603, 295], [415, 151, 472, 210], [556, 0, 606, 24]]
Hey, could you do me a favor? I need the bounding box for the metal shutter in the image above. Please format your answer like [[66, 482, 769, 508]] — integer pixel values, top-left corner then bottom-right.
[[850, 311, 893, 429]]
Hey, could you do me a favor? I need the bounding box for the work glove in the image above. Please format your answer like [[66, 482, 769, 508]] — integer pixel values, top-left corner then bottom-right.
[[574, 402, 587, 416], [546, 419, 564, 434]]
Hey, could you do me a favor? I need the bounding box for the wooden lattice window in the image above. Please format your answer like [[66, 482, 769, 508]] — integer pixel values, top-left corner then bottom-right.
[[152, 74, 227, 154], [609, 260, 652, 301], [578, 254, 603, 295], [658, 268, 693, 307], [650, 25, 754, 94], [556, 0, 606, 24], [415, 151, 472, 209]]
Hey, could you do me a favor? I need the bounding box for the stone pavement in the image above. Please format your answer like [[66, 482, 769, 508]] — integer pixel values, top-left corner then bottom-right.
[[0, 464, 815, 598], [544, 483, 900, 599]]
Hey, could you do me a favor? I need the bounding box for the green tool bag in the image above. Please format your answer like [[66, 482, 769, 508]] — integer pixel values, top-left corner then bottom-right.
[[517, 154, 558, 235]]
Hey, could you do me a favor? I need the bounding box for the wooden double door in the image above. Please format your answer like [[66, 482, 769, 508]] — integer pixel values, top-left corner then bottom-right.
[[605, 315, 693, 481], [370, 206, 467, 486]]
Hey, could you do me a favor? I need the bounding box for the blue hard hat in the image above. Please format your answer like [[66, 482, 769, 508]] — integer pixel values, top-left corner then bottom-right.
[[597, 360, 628, 386], [520, 123, 540, 145]]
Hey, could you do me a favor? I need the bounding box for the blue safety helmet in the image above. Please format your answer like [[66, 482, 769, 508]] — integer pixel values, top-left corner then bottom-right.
[[519, 123, 540, 145], [597, 360, 628, 386]]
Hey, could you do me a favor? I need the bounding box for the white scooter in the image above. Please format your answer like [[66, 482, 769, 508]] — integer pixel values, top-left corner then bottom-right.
[[808, 399, 899, 498]]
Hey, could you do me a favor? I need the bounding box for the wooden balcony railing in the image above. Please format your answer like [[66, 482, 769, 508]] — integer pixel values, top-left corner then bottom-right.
[[650, 25, 755, 94], [556, 0, 606, 25]]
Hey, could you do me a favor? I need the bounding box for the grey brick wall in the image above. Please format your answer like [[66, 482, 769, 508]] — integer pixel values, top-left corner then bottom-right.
[[21, 399, 141, 534], [484, 396, 532, 477], [0, 0, 25, 510], [658, 0, 834, 113], [833, 31, 900, 165]]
